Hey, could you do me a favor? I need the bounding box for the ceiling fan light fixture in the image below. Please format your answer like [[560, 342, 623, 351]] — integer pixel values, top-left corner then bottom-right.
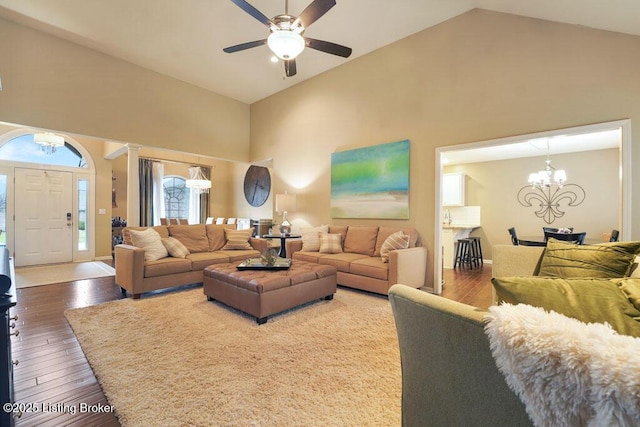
[[267, 30, 305, 60]]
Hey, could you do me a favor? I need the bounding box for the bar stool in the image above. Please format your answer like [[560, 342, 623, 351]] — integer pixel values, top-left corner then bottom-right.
[[468, 236, 483, 268], [454, 238, 474, 269]]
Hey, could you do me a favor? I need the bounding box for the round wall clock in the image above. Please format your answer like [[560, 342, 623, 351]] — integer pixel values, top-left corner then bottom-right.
[[243, 165, 271, 207]]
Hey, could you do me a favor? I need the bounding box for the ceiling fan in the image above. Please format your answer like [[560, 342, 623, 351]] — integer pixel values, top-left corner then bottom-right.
[[223, 0, 352, 77]]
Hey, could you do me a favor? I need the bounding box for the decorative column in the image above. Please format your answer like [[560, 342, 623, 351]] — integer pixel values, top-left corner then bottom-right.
[[126, 144, 142, 227]]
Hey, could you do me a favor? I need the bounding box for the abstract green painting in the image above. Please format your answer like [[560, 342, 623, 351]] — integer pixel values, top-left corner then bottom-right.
[[331, 140, 410, 219]]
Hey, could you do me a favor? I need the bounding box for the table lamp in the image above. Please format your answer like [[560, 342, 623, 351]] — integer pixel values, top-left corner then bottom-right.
[[275, 191, 296, 235]]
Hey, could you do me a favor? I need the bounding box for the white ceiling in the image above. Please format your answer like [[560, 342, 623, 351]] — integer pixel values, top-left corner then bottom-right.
[[0, 0, 639, 104], [441, 128, 622, 165]]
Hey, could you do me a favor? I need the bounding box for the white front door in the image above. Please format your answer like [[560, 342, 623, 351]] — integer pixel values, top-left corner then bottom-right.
[[14, 168, 73, 266]]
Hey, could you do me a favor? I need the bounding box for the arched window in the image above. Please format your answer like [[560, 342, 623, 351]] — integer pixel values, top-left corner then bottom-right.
[[0, 133, 86, 167], [163, 176, 190, 220]]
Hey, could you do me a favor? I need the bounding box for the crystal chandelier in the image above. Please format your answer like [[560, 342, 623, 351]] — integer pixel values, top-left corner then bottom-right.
[[527, 141, 567, 189], [34, 132, 65, 155], [186, 166, 211, 194]]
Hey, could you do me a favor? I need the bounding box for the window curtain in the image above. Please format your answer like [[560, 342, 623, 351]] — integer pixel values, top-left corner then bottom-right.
[[139, 159, 165, 227], [139, 158, 154, 227], [152, 162, 165, 225], [187, 166, 211, 224]]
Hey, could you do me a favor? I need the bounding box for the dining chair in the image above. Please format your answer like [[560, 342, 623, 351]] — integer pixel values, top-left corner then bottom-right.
[[178, 218, 189, 225], [610, 229, 620, 242], [226, 218, 236, 225], [215, 218, 225, 225], [169, 218, 179, 225], [544, 231, 587, 245], [160, 218, 168, 225], [205, 217, 214, 225], [509, 227, 547, 247]]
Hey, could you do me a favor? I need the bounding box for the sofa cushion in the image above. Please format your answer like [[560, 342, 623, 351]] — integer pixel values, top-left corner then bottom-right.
[[374, 227, 418, 256], [187, 252, 230, 270], [492, 276, 640, 337], [218, 249, 261, 263], [122, 226, 169, 246], [320, 233, 343, 254], [292, 251, 325, 263], [144, 257, 192, 277], [329, 225, 349, 248], [161, 237, 190, 258], [222, 229, 253, 250], [318, 253, 370, 273], [350, 257, 389, 281], [129, 228, 168, 261], [300, 225, 329, 251], [168, 224, 210, 253], [380, 231, 410, 263], [539, 238, 638, 278], [343, 226, 379, 256], [206, 224, 236, 251]]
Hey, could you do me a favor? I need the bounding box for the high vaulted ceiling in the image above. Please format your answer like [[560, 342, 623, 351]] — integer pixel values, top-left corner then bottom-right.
[[0, 0, 639, 104]]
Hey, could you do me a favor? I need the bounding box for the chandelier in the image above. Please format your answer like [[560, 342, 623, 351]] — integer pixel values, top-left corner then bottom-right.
[[186, 166, 211, 194], [527, 141, 567, 188], [34, 132, 65, 155]]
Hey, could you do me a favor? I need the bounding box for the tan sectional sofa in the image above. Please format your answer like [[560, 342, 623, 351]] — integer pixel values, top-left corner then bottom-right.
[[287, 225, 427, 295], [115, 224, 265, 298]]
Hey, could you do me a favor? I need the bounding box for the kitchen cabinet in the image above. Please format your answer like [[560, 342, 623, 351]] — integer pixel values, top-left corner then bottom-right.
[[442, 173, 465, 206]]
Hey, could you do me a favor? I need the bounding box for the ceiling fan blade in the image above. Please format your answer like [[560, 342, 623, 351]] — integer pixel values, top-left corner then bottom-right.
[[230, 0, 273, 27], [304, 37, 352, 58], [293, 0, 336, 29], [284, 59, 297, 77], [223, 39, 267, 53]]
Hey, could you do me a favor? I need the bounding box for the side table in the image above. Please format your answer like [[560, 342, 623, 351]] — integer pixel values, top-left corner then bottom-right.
[[261, 234, 301, 258]]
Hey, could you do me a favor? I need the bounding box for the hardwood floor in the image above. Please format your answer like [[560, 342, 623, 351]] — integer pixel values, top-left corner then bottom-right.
[[8, 263, 492, 426]]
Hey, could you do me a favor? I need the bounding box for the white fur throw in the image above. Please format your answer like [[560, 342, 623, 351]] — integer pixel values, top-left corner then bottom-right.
[[484, 303, 640, 427]]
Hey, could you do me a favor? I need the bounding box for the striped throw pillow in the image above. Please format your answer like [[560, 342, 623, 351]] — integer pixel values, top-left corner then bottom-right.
[[161, 237, 190, 258], [222, 229, 253, 250], [319, 233, 343, 254], [380, 231, 409, 263]]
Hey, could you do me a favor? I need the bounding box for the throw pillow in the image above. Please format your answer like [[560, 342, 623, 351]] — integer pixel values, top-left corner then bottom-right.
[[300, 225, 329, 252], [129, 228, 168, 261], [222, 229, 252, 250], [161, 237, 190, 258], [380, 231, 410, 263], [538, 238, 637, 278], [319, 233, 343, 254], [491, 276, 640, 337]]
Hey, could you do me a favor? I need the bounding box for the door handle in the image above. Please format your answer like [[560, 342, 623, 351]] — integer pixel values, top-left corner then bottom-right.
[[67, 212, 72, 226]]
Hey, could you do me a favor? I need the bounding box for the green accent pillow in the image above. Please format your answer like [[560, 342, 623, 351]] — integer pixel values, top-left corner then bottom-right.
[[538, 238, 640, 278], [492, 276, 640, 337]]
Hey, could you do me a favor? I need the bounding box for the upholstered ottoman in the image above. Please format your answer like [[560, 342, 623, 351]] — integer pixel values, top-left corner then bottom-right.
[[203, 260, 337, 324]]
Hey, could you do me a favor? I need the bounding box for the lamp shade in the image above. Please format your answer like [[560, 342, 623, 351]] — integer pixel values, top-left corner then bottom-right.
[[267, 31, 305, 60], [275, 193, 296, 213]]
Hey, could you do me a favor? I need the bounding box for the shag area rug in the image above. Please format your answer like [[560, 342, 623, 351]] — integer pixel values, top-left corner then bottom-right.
[[15, 261, 115, 288], [65, 287, 401, 426]]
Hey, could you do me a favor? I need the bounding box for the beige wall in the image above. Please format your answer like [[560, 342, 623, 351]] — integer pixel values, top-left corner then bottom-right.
[[250, 9, 640, 289], [0, 16, 250, 162], [445, 148, 620, 261]]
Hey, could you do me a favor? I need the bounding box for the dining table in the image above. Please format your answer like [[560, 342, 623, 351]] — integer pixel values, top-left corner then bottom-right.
[[519, 234, 602, 246]]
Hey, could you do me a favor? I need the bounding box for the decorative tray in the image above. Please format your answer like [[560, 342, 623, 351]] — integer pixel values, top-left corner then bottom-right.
[[237, 258, 292, 271]]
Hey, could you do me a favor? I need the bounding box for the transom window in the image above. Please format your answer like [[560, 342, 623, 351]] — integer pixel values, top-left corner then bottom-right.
[[163, 176, 190, 219], [0, 133, 87, 167]]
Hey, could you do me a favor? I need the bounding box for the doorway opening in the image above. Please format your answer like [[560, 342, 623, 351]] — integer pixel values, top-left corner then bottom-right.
[[433, 119, 631, 295]]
